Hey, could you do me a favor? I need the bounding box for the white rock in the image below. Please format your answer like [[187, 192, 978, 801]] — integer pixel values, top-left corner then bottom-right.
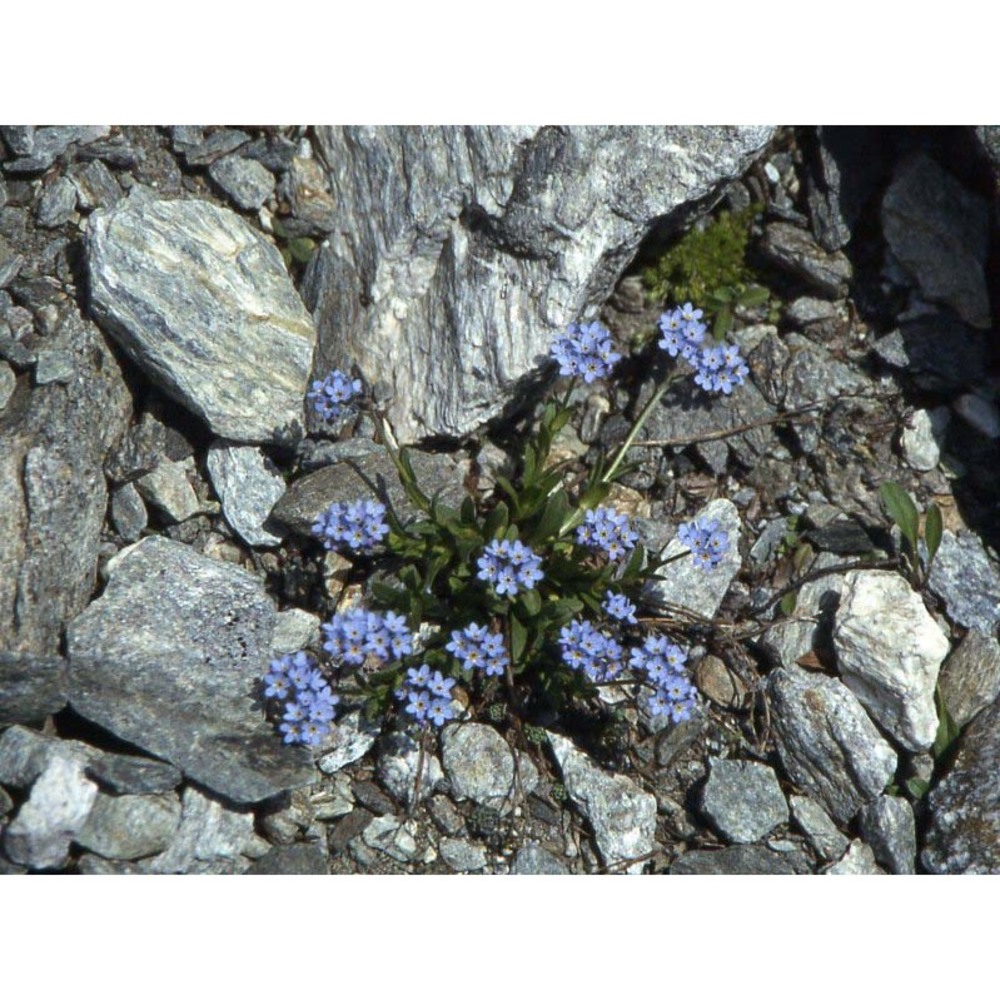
[[833, 570, 949, 751], [823, 839, 883, 874], [900, 407, 948, 471]]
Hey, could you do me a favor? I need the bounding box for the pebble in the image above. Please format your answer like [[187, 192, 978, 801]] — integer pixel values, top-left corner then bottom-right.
[[900, 407, 947, 471], [511, 843, 569, 874], [205, 442, 286, 547], [135, 457, 202, 523], [699, 758, 789, 843], [938, 630, 1000, 728], [33, 349, 75, 385], [316, 711, 380, 775], [75, 791, 181, 861], [789, 795, 849, 861], [823, 839, 883, 874], [375, 731, 443, 808], [208, 155, 275, 211], [247, 841, 329, 874], [672, 844, 811, 875], [109, 482, 148, 542], [441, 723, 537, 810], [439, 837, 488, 872]]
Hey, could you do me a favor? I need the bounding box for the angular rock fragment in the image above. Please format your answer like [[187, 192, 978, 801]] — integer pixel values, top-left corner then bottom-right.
[[699, 758, 788, 844], [87, 191, 316, 444], [75, 791, 182, 861], [206, 442, 286, 547]]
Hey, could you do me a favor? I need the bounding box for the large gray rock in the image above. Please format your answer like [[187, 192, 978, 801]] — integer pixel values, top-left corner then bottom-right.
[[87, 191, 316, 444], [832, 570, 949, 752], [938, 630, 1000, 728], [303, 126, 774, 442], [928, 530, 1000, 635], [75, 791, 182, 861], [766, 667, 897, 823], [547, 731, 656, 874], [66, 536, 315, 804], [699, 758, 788, 844], [0, 653, 69, 724], [440, 723, 537, 810], [923, 695, 1000, 873], [0, 303, 131, 654], [881, 153, 992, 329], [672, 844, 811, 874]]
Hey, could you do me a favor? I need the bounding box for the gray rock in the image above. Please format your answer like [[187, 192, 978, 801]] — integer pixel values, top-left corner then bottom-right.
[[823, 839, 883, 874], [953, 392, 1000, 439], [786, 296, 842, 326], [0, 785, 12, 818], [247, 841, 329, 874], [109, 482, 147, 542], [672, 844, 811, 874], [376, 731, 444, 807], [0, 360, 14, 409], [36, 177, 77, 228], [881, 154, 992, 329], [938, 630, 1000, 728], [511, 843, 569, 874], [361, 815, 419, 862], [351, 780, 396, 816], [180, 128, 251, 167], [923, 695, 1000, 873], [259, 789, 314, 844], [871, 316, 990, 393], [833, 570, 949, 751], [33, 349, 75, 385], [206, 442, 286, 547], [928, 530, 1000, 634], [75, 791, 182, 860], [766, 667, 897, 823], [0, 304, 131, 654], [858, 795, 916, 874], [75, 854, 141, 874], [66, 536, 315, 804], [84, 754, 182, 796], [642, 499, 741, 619], [750, 518, 790, 568], [209, 155, 275, 211], [789, 794, 849, 862], [547, 731, 656, 874], [270, 608, 321, 657], [761, 222, 852, 298], [69, 159, 122, 211], [699, 758, 789, 843], [303, 125, 773, 443], [104, 406, 196, 484], [426, 794, 465, 835], [0, 653, 69, 724], [316, 711, 380, 774], [142, 786, 256, 874], [2, 754, 98, 869], [310, 773, 354, 820], [1, 126, 35, 156], [439, 837, 488, 872], [3, 126, 110, 173], [441, 723, 537, 809], [280, 155, 338, 235], [270, 448, 469, 539], [87, 191, 316, 444], [134, 457, 203, 523], [0, 252, 24, 290], [900, 407, 947, 471]]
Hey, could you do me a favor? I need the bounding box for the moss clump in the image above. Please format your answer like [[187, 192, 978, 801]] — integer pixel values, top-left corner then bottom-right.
[[642, 205, 770, 336]]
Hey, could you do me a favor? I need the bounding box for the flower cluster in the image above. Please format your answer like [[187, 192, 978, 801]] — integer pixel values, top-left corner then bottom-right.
[[306, 369, 363, 422], [677, 517, 730, 571], [575, 506, 639, 562], [312, 499, 390, 554], [321, 607, 412, 666], [446, 622, 510, 677], [477, 539, 544, 597], [550, 321, 621, 383], [658, 303, 749, 395], [558, 619, 625, 683], [628, 635, 695, 722], [394, 664, 457, 727], [602, 590, 637, 624], [262, 651, 339, 746]]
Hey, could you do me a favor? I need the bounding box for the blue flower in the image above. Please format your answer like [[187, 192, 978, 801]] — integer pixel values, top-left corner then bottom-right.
[[322, 608, 412, 668], [575, 507, 639, 562], [448, 623, 509, 678], [657, 304, 748, 394], [312, 499, 391, 554], [477, 539, 544, 598], [307, 369, 363, 422], [558, 619, 624, 683], [603, 590, 637, 624], [262, 651, 339, 746], [550, 321, 621, 383], [677, 516, 730, 570]]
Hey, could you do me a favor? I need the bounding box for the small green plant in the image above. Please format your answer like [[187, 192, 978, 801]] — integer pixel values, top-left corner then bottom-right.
[[271, 216, 317, 270], [641, 205, 769, 337], [879, 481, 943, 588]]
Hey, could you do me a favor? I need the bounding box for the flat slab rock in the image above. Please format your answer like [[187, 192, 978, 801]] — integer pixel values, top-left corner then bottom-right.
[[671, 844, 812, 875], [923, 695, 1000, 874], [66, 536, 315, 804], [547, 731, 656, 874], [87, 190, 316, 444], [699, 758, 789, 844], [0, 653, 69, 724]]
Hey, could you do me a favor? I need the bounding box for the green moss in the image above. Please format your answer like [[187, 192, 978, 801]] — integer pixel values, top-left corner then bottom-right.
[[641, 204, 770, 336]]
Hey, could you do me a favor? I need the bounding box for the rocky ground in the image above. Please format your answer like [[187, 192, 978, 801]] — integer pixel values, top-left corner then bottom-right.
[[2, 125, 1000, 875]]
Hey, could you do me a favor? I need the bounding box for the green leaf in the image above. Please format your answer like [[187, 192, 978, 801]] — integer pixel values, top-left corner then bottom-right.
[[483, 501, 509, 540], [932, 690, 962, 761], [779, 590, 798, 615], [880, 481, 920, 552], [925, 502, 943, 568], [288, 237, 316, 264], [530, 489, 571, 545], [519, 588, 542, 617], [905, 777, 930, 800], [509, 614, 527, 664], [736, 284, 770, 307]]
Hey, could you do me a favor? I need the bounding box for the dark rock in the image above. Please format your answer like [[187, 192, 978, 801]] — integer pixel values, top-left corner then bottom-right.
[[109, 482, 148, 542], [271, 448, 469, 539], [0, 302, 131, 654], [33, 349, 75, 384], [858, 795, 916, 875], [87, 190, 316, 444], [671, 844, 812, 874], [36, 177, 77, 228], [84, 754, 182, 796], [69, 160, 122, 211], [938, 630, 1000, 728], [180, 129, 251, 167], [699, 758, 789, 843], [247, 841, 330, 874], [104, 406, 196, 484], [329, 807, 374, 855], [208, 156, 275, 211], [882, 153, 991, 329], [928, 530, 1000, 635], [0, 652, 69, 724], [66, 536, 316, 804], [75, 791, 181, 860], [2, 126, 110, 173], [351, 780, 396, 816], [760, 221, 852, 298], [923, 695, 1000, 873]]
